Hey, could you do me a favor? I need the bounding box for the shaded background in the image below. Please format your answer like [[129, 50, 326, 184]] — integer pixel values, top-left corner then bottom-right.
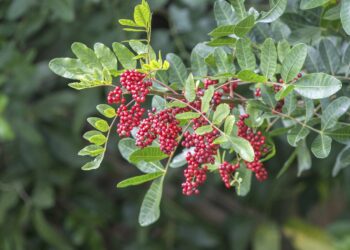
[[1, 0, 350, 249]]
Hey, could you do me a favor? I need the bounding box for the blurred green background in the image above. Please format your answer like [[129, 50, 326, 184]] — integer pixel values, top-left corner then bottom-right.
[[1, 0, 350, 249]]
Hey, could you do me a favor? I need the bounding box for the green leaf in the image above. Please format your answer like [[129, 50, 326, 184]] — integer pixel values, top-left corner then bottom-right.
[[191, 45, 208, 77], [341, 0, 350, 35], [237, 70, 267, 83], [119, 19, 140, 27], [93, 43, 118, 72], [166, 100, 187, 108], [287, 125, 310, 147], [129, 147, 168, 163], [214, 48, 235, 73], [134, 1, 151, 28], [319, 39, 340, 75], [166, 53, 187, 86], [258, 0, 287, 23], [283, 91, 297, 115], [184, 73, 196, 102], [213, 103, 230, 125], [236, 163, 252, 196], [139, 176, 164, 226], [281, 43, 307, 83], [118, 138, 163, 173], [117, 172, 164, 188], [214, 0, 237, 25], [201, 86, 215, 113], [277, 39, 290, 63], [49, 58, 89, 80], [81, 154, 104, 171], [297, 139, 312, 176], [332, 145, 350, 177], [304, 98, 314, 121], [175, 112, 200, 120], [294, 73, 342, 99], [311, 134, 332, 158], [152, 96, 166, 112], [209, 25, 236, 37], [230, 0, 247, 20], [71, 42, 102, 70], [195, 125, 213, 135], [236, 38, 256, 70], [67, 81, 105, 90], [112, 42, 136, 69], [275, 84, 295, 101], [87, 117, 109, 132], [321, 97, 350, 130], [261, 38, 277, 80], [78, 145, 105, 157], [261, 84, 276, 107], [323, 5, 341, 20], [224, 115, 235, 135], [253, 222, 281, 250], [207, 37, 237, 47], [300, 0, 330, 10], [83, 131, 107, 145], [96, 104, 116, 118], [234, 15, 255, 37], [325, 126, 350, 144], [230, 136, 255, 162]]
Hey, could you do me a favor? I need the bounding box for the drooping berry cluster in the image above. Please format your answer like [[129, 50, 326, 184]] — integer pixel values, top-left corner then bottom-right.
[[237, 114, 268, 181], [120, 70, 152, 103], [136, 108, 182, 155], [108, 86, 125, 104], [181, 116, 220, 195], [219, 161, 240, 188], [117, 103, 145, 137]]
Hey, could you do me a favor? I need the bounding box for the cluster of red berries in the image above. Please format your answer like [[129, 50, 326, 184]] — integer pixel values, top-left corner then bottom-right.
[[181, 116, 220, 195], [222, 81, 238, 94], [120, 70, 152, 103], [204, 79, 218, 89], [136, 108, 182, 155], [237, 114, 268, 181], [212, 91, 223, 105], [219, 162, 240, 189], [108, 86, 125, 104], [117, 103, 145, 137]]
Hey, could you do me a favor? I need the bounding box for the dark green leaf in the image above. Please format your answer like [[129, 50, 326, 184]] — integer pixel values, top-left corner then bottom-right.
[[311, 134, 332, 158], [166, 53, 187, 86], [281, 44, 307, 83], [236, 38, 256, 70], [117, 172, 164, 188], [234, 15, 255, 37], [129, 147, 168, 163], [321, 97, 350, 130], [209, 25, 236, 37], [258, 0, 287, 23], [319, 39, 340, 75], [184, 73, 196, 102]]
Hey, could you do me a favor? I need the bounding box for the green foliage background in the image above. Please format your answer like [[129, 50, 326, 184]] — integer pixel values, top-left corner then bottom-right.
[[1, 0, 350, 249]]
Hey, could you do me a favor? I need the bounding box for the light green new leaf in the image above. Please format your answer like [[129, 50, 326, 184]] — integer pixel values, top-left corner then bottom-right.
[[166, 53, 187, 86], [277, 39, 290, 63], [281, 43, 307, 83], [119, 19, 140, 27], [117, 172, 164, 188], [214, 0, 238, 25], [236, 38, 256, 70], [87, 117, 109, 132], [129, 147, 168, 163], [184, 73, 196, 102], [201, 86, 215, 113], [258, 0, 287, 23], [294, 73, 342, 99], [341, 0, 350, 35], [175, 112, 201, 120], [78, 145, 105, 157], [321, 97, 350, 130], [139, 176, 164, 226], [297, 139, 312, 176], [134, 1, 151, 28], [319, 39, 340, 75], [230, 0, 247, 20], [224, 115, 235, 135], [96, 104, 116, 118], [71, 42, 103, 70], [81, 154, 104, 171], [261, 38, 277, 80], [311, 134, 332, 158], [234, 15, 255, 37], [94, 43, 118, 72], [213, 103, 230, 125], [195, 125, 213, 135], [300, 0, 330, 10], [112, 42, 136, 69], [83, 131, 106, 145], [287, 125, 310, 147], [230, 136, 255, 162], [332, 146, 350, 177], [209, 25, 236, 37], [237, 70, 267, 83]]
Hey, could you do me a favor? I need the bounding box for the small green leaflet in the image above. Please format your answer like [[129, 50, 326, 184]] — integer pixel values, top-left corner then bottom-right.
[[96, 104, 116, 118], [258, 0, 287, 23], [341, 0, 350, 35], [129, 147, 168, 163], [311, 134, 332, 159], [83, 131, 106, 145], [116, 172, 164, 188], [213, 103, 230, 125], [184, 73, 196, 102], [321, 97, 350, 131], [175, 112, 200, 120], [236, 38, 256, 70], [81, 154, 104, 171], [236, 163, 252, 196], [195, 125, 213, 135], [260, 38, 277, 80], [133, 0, 151, 28], [230, 136, 255, 162], [166, 53, 187, 86], [281, 43, 307, 83], [275, 85, 295, 101], [112, 42, 136, 69], [78, 145, 105, 157], [209, 25, 235, 37], [224, 115, 235, 135], [300, 0, 330, 10], [201, 86, 215, 113], [237, 70, 267, 83], [332, 146, 350, 177], [87, 117, 109, 132], [234, 15, 255, 37]]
